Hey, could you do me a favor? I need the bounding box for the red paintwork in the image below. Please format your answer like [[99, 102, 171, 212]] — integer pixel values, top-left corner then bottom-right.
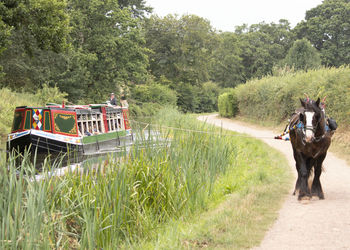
[[122, 108, 130, 130], [51, 110, 79, 137], [102, 107, 108, 133]]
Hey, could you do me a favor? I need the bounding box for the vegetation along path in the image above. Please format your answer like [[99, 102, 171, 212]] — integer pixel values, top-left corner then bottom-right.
[[198, 114, 350, 249]]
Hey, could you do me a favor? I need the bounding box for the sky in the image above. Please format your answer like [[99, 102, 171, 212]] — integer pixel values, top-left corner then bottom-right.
[[145, 0, 324, 31]]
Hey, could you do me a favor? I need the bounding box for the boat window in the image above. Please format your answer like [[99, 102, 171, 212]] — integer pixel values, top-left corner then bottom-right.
[[44, 111, 51, 131], [12, 110, 25, 132], [24, 110, 32, 130]]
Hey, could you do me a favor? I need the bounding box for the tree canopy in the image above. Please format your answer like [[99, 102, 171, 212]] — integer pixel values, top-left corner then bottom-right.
[[284, 38, 321, 70], [294, 0, 350, 66], [0, 0, 350, 113]]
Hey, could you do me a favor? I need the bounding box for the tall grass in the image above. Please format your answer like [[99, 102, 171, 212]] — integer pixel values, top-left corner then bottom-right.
[[0, 108, 290, 248]]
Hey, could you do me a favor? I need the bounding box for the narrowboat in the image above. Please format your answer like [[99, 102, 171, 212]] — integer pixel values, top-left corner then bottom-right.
[[7, 103, 132, 166]]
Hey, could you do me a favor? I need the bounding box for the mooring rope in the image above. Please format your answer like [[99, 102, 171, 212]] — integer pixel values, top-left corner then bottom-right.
[[130, 119, 277, 140]]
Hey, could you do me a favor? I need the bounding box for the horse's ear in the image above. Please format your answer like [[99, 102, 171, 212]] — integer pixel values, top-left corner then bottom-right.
[[316, 97, 320, 107], [300, 98, 306, 108]]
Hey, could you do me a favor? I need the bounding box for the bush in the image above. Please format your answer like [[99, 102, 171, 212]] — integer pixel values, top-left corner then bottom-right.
[[218, 90, 238, 117], [35, 83, 68, 105], [132, 83, 177, 106]]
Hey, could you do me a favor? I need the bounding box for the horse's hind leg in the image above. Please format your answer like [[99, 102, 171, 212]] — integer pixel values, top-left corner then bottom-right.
[[311, 153, 326, 199]]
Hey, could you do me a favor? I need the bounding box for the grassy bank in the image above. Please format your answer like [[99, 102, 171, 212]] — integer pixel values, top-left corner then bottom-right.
[[0, 108, 291, 249]]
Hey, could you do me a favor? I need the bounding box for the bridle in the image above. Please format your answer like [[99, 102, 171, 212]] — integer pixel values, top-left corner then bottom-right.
[[299, 110, 324, 143]]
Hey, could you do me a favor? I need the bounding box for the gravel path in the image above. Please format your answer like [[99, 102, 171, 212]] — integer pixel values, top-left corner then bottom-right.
[[198, 114, 350, 250]]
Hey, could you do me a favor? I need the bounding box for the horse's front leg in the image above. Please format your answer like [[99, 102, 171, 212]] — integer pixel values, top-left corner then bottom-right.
[[311, 153, 327, 199], [297, 154, 312, 200], [292, 148, 301, 195]]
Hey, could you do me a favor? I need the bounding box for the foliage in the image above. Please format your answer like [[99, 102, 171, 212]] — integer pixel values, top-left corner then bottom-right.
[[294, 0, 350, 66], [221, 67, 350, 127], [129, 82, 177, 117], [0, 86, 67, 142], [0, 88, 40, 141], [35, 83, 68, 104], [235, 20, 294, 81], [57, 0, 149, 103], [0, 108, 291, 248], [2, 0, 350, 113], [283, 38, 321, 71], [197, 81, 221, 112], [218, 90, 238, 117], [131, 82, 177, 106], [0, 0, 70, 55], [210, 32, 244, 88], [144, 14, 215, 86]]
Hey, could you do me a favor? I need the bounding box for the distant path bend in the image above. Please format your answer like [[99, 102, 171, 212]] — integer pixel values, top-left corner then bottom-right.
[[198, 114, 350, 250]]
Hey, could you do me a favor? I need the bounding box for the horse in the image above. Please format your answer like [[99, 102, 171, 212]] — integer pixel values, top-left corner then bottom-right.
[[289, 98, 332, 201]]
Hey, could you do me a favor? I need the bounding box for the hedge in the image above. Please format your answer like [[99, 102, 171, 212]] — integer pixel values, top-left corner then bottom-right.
[[219, 66, 350, 127], [218, 90, 238, 118]]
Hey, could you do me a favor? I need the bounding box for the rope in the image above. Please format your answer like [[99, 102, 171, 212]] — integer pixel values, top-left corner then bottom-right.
[[130, 120, 275, 139]]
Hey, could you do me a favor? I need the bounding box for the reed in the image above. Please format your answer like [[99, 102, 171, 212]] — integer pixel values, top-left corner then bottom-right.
[[0, 108, 289, 248]]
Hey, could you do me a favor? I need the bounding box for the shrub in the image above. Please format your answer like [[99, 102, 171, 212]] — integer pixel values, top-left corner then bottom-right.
[[132, 83, 177, 106], [218, 90, 238, 117], [35, 83, 68, 105]]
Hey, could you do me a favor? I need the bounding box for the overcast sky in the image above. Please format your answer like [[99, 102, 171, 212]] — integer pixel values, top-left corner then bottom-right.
[[145, 0, 323, 31]]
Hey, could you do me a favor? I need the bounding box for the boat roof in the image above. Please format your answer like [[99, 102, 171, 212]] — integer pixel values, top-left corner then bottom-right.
[[15, 103, 123, 111]]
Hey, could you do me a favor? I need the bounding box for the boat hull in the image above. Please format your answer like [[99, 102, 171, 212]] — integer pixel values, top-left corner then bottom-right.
[[7, 129, 132, 168]]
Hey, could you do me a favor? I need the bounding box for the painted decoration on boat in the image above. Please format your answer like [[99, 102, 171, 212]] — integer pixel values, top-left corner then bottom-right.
[[32, 109, 43, 130], [53, 112, 77, 136]]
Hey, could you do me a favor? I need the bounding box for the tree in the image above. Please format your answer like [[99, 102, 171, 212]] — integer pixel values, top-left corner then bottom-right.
[[118, 0, 152, 18], [210, 32, 244, 88], [235, 20, 294, 80], [284, 38, 321, 70], [57, 0, 149, 102], [294, 0, 350, 66], [144, 14, 215, 86], [0, 0, 69, 55]]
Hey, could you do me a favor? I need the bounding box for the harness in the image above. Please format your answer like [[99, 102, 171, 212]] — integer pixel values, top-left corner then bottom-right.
[[274, 118, 328, 142]]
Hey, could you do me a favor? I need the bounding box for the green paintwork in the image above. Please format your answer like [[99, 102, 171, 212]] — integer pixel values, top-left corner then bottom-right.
[[44, 111, 51, 131], [24, 110, 31, 129], [12, 111, 24, 131], [54, 113, 76, 135], [82, 130, 127, 144]]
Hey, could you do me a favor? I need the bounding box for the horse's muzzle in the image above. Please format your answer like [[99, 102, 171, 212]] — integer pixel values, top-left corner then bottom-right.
[[305, 135, 314, 143]]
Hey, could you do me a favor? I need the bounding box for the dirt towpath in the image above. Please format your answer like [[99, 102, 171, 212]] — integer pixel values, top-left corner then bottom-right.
[[198, 114, 350, 250]]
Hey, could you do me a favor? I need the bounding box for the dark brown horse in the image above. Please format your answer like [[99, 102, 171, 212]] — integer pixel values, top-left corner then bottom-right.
[[289, 98, 333, 200]]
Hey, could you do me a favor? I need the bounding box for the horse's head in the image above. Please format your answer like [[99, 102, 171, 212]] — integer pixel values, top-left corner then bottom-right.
[[299, 97, 324, 143]]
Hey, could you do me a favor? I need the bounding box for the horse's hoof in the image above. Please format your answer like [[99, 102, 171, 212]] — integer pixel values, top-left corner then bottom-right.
[[312, 196, 320, 201], [299, 196, 311, 204]]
